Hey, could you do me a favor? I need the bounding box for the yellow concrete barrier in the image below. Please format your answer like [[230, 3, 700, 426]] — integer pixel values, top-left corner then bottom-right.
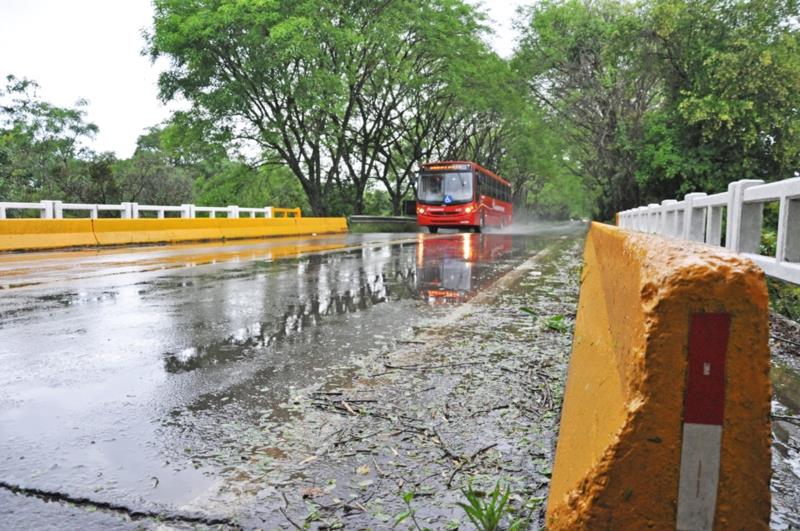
[[0, 219, 98, 251], [215, 218, 300, 240], [295, 217, 348, 235], [92, 219, 224, 246], [0, 216, 348, 251], [547, 222, 771, 530]]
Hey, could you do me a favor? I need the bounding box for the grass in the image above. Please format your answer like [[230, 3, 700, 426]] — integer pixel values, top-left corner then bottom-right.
[[544, 314, 569, 333], [768, 277, 800, 322], [457, 482, 530, 531]]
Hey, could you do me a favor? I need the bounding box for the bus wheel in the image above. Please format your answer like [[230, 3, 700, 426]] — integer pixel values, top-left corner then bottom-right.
[[428, 226, 438, 234]]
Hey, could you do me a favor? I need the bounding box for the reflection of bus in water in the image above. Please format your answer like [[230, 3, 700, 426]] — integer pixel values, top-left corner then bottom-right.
[[415, 233, 513, 304]]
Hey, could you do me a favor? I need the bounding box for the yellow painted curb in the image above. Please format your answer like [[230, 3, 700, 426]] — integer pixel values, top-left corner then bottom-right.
[[92, 218, 225, 246], [0, 219, 98, 251], [546, 222, 771, 529]]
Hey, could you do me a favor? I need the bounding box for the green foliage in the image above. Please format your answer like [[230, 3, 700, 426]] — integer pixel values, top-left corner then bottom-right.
[[457, 481, 528, 531], [515, 0, 800, 219], [148, 0, 539, 216], [544, 314, 569, 333], [641, 0, 800, 197], [0, 75, 99, 202], [769, 278, 800, 322], [9, 0, 797, 221], [394, 491, 431, 531]]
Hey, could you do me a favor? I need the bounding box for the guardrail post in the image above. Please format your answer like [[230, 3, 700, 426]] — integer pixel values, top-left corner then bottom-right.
[[660, 200, 678, 236], [778, 195, 800, 263], [647, 203, 659, 234], [639, 207, 646, 232], [180, 204, 195, 219], [227, 205, 239, 219], [682, 193, 707, 242], [40, 200, 55, 219], [265, 206, 273, 218], [121, 202, 139, 219], [706, 205, 724, 246], [726, 179, 764, 253], [0, 205, 5, 219], [90, 205, 99, 219]]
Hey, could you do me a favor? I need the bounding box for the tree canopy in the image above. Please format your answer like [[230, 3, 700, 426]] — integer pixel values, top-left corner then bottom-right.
[[2, 0, 798, 221]]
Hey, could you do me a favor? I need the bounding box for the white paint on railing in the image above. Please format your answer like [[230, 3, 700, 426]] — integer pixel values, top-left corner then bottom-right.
[[0, 201, 292, 222], [618, 177, 800, 284]]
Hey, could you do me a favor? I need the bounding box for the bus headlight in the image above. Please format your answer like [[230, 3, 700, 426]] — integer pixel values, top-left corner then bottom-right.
[[417, 207, 426, 214], [464, 205, 474, 213]]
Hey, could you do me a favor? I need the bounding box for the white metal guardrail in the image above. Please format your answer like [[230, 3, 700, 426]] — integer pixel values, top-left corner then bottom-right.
[[0, 201, 302, 220], [618, 178, 800, 284]]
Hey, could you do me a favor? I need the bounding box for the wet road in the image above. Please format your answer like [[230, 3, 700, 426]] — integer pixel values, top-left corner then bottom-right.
[[3, 224, 798, 529], [0, 225, 584, 527]]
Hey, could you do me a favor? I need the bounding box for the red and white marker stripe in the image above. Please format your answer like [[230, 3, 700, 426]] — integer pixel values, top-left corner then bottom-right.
[[677, 313, 731, 530]]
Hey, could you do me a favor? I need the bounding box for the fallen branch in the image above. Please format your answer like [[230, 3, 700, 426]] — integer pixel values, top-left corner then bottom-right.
[[773, 414, 800, 425], [279, 507, 303, 530], [771, 334, 800, 348], [383, 361, 487, 371]]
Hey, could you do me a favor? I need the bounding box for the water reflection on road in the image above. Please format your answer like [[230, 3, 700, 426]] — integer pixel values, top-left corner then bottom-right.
[[0, 229, 572, 519]]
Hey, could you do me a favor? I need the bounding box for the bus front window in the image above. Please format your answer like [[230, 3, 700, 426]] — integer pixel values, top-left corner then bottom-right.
[[418, 172, 473, 204]]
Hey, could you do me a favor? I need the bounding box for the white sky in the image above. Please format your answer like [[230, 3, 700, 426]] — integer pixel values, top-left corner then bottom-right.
[[0, 0, 527, 158]]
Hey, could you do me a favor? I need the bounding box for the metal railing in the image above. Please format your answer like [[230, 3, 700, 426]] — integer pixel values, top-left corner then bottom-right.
[[618, 178, 800, 284], [0, 201, 302, 220]]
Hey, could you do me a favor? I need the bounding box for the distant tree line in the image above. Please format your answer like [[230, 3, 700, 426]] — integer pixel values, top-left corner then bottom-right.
[[2, 0, 798, 221]]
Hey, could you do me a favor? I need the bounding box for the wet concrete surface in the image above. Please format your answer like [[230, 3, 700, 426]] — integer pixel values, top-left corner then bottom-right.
[[0, 225, 583, 529], [770, 314, 800, 530], [2, 224, 799, 529]]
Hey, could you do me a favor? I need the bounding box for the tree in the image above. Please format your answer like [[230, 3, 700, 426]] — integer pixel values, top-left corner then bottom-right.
[[640, 0, 800, 196], [0, 75, 99, 202], [515, 0, 660, 220], [514, 0, 800, 219], [148, 0, 492, 216]]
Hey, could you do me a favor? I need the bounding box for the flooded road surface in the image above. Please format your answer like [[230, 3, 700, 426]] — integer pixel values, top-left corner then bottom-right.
[[0, 224, 585, 528], [2, 223, 799, 529]]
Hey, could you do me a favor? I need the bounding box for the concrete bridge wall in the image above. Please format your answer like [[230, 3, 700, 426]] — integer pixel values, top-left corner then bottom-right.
[[547, 223, 771, 530]]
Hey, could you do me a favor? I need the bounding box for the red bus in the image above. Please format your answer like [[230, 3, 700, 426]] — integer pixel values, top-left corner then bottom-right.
[[416, 161, 512, 233]]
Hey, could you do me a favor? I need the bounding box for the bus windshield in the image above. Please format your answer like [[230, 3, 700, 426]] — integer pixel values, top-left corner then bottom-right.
[[418, 172, 473, 204]]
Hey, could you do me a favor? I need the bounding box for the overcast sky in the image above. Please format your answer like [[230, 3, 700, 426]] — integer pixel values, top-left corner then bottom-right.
[[0, 0, 528, 158]]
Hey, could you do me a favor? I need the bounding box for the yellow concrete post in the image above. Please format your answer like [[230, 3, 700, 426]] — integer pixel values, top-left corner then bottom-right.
[[546, 223, 771, 530]]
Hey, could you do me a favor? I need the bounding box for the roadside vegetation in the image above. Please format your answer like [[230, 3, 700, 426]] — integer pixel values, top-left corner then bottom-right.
[[2, 0, 799, 223]]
